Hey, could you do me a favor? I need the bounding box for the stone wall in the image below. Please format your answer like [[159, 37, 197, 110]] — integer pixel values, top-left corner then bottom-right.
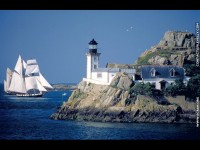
[[165, 96, 196, 111]]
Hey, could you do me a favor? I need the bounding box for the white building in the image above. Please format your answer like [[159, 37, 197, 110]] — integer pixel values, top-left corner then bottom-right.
[[141, 65, 190, 90], [83, 39, 136, 85]]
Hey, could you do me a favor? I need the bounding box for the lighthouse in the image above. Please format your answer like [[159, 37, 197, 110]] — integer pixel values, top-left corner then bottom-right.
[[83, 39, 136, 85], [86, 39, 101, 79]]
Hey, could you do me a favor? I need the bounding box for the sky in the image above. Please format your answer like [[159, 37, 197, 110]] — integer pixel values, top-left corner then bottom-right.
[[0, 10, 199, 84]]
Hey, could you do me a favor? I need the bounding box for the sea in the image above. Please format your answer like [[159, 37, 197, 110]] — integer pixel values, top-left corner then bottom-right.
[[0, 84, 200, 140]]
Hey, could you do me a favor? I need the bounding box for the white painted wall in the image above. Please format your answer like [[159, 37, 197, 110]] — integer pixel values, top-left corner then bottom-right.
[[86, 52, 101, 79], [92, 56, 99, 69], [86, 54, 92, 79], [143, 78, 178, 90], [88, 71, 136, 85], [91, 72, 109, 83], [108, 73, 116, 83], [90, 72, 136, 85], [83, 78, 110, 85]]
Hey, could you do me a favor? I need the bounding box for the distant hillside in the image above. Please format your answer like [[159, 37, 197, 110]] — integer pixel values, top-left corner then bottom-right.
[[52, 83, 77, 91]]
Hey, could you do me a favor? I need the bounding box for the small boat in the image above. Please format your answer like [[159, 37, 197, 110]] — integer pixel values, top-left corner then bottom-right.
[[4, 55, 53, 97]]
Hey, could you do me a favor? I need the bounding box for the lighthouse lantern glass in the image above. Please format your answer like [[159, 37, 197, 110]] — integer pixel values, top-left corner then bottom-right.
[[89, 45, 97, 49]]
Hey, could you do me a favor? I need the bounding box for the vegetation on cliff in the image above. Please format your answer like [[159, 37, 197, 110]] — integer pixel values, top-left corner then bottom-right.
[[186, 74, 200, 99], [136, 49, 178, 65]]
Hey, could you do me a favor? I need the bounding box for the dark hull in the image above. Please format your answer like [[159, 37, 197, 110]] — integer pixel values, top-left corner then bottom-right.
[[5, 92, 44, 97], [16, 94, 43, 97]]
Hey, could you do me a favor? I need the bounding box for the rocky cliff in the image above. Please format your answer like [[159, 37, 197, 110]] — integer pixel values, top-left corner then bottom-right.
[[51, 73, 195, 123], [135, 31, 196, 66]]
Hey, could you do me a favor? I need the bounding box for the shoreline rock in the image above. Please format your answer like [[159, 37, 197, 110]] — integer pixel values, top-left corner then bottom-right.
[[50, 73, 196, 124]]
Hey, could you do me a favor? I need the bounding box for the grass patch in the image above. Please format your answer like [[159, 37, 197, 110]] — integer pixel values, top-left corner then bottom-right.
[[136, 49, 179, 65], [70, 89, 86, 100], [70, 99, 81, 108]]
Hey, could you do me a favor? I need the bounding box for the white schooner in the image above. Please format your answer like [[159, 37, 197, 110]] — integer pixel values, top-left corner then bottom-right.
[[4, 55, 53, 97]]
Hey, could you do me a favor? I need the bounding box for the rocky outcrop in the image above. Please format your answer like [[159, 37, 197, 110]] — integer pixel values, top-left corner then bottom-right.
[[51, 73, 196, 123], [148, 55, 170, 65], [135, 31, 197, 66], [110, 72, 133, 90], [158, 31, 196, 48]]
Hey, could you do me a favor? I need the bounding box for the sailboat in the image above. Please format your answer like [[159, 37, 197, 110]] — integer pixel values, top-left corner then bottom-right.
[[4, 55, 53, 97]]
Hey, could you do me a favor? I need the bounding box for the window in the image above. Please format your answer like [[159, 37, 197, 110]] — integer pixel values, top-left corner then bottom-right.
[[94, 56, 97, 62], [97, 73, 102, 78], [170, 68, 176, 77], [94, 65, 97, 69], [89, 45, 97, 49], [150, 68, 156, 77]]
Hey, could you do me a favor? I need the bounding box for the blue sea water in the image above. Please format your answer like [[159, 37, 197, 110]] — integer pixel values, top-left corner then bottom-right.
[[0, 85, 200, 140]]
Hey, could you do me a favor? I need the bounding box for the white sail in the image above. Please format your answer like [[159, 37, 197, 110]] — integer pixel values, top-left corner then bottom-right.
[[6, 68, 12, 90], [4, 80, 7, 92], [14, 55, 23, 74], [8, 55, 27, 94], [36, 73, 53, 89], [23, 60, 27, 69], [36, 79, 47, 92], [8, 72, 27, 93], [25, 59, 40, 76], [25, 76, 47, 92], [25, 76, 38, 91], [27, 59, 37, 65]]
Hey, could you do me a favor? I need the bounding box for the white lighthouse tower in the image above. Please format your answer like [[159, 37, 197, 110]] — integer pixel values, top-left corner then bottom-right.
[[86, 39, 101, 79]]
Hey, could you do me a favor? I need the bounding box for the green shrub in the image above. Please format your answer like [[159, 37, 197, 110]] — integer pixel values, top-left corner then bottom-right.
[[184, 64, 200, 77], [186, 74, 200, 99], [164, 79, 186, 96], [129, 82, 155, 97], [73, 89, 85, 99]]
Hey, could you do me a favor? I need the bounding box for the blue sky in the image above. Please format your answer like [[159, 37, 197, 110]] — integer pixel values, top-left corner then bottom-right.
[[0, 10, 199, 84]]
